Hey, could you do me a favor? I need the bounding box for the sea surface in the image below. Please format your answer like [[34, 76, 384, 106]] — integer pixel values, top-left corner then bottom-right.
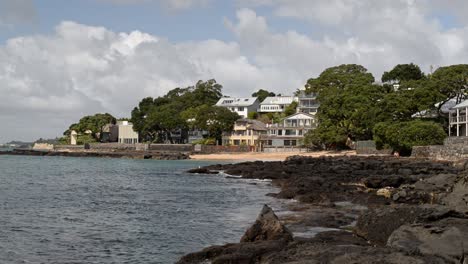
[[0, 155, 279, 264]]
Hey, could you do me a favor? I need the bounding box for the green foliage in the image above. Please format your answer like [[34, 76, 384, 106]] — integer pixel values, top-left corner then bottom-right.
[[191, 138, 216, 145], [248, 112, 259, 119], [430, 64, 468, 108], [131, 79, 223, 143], [252, 89, 276, 102], [304, 64, 382, 147], [64, 113, 116, 139], [76, 134, 98, 145], [284, 101, 298, 116], [182, 105, 240, 144], [373, 120, 446, 155], [381, 63, 425, 83]]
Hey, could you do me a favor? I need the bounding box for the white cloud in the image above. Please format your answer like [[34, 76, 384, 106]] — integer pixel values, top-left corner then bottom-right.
[[2, 1, 468, 141], [98, 0, 211, 9]]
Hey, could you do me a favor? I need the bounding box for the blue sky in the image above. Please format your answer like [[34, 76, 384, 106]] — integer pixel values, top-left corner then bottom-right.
[[1, 0, 468, 142]]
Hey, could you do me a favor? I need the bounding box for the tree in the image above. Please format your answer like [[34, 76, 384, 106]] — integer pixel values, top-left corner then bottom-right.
[[303, 64, 383, 147], [131, 79, 224, 143], [252, 89, 276, 102], [373, 120, 446, 156], [63, 113, 116, 139], [430, 64, 468, 107], [182, 105, 240, 144], [381, 63, 425, 84], [284, 101, 298, 116]]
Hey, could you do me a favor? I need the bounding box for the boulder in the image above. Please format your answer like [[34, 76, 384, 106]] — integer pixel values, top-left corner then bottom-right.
[[241, 205, 293, 243], [388, 217, 468, 262], [355, 204, 463, 246]]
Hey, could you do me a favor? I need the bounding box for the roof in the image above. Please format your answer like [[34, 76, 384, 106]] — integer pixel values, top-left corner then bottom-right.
[[216, 97, 259, 107], [283, 112, 316, 120], [236, 118, 267, 131], [260, 96, 298, 105], [452, 99, 468, 110]]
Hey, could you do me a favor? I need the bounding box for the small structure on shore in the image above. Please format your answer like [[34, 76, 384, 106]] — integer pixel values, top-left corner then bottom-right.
[[70, 130, 78, 145]]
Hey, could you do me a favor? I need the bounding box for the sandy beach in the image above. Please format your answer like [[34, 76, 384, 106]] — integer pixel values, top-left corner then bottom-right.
[[190, 150, 356, 161]]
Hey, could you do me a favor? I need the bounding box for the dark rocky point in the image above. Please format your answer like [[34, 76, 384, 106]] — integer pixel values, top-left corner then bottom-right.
[[181, 156, 468, 263]]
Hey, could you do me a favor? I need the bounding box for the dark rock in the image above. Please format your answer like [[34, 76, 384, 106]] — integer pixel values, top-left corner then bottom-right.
[[241, 205, 293, 243], [186, 167, 218, 174], [388, 217, 468, 262], [355, 204, 465, 246]]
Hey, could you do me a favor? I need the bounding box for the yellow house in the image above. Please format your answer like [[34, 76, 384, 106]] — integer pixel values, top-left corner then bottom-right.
[[222, 119, 267, 146]]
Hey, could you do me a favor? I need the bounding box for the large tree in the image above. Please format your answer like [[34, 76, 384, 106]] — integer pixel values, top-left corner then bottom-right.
[[304, 64, 384, 148], [381, 63, 425, 84], [64, 113, 116, 138], [430, 64, 468, 107], [183, 105, 240, 144], [131, 79, 224, 143]]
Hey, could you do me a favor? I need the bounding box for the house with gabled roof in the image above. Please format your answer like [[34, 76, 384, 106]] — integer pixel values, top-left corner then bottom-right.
[[263, 112, 317, 147], [222, 118, 267, 147], [215, 97, 260, 118]]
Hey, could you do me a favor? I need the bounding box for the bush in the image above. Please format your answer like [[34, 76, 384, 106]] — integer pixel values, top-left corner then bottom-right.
[[373, 120, 447, 156]]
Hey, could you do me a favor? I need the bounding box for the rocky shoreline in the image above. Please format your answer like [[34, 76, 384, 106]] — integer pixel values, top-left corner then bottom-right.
[[0, 149, 190, 160], [180, 156, 468, 263]]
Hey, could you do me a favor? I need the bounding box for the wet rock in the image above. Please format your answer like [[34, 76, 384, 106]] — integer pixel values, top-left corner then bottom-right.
[[186, 168, 218, 174], [176, 240, 287, 264], [441, 175, 468, 213], [241, 205, 293, 243], [355, 204, 464, 246], [388, 217, 468, 262]]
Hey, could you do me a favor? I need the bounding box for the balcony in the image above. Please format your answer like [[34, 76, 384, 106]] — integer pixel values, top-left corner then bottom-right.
[[451, 116, 467, 123]]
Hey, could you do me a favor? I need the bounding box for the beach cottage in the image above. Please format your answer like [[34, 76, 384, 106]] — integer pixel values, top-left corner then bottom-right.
[[222, 119, 267, 147], [264, 112, 317, 148]]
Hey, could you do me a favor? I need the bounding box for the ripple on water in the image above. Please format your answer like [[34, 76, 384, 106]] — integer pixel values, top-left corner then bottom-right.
[[0, 156, 282, 263]]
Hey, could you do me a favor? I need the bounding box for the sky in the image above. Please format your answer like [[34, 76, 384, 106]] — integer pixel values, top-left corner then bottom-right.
[[1, 0, 468, 142]]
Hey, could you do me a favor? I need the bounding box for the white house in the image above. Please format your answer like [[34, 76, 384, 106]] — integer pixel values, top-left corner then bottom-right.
[[116, 121, 139, 144], [449, 100, 468, 137], [216, 97, 260, 118], [264, 112, 317, 147], [297, 91, 320, 115], [258, 96, 298, 113]]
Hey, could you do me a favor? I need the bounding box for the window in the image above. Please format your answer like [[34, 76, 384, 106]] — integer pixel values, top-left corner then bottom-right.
[[278, 130, 283, 136], [284, 140, 297, 146], [238, 107, 244, 111], [233, 140, 240, 146]]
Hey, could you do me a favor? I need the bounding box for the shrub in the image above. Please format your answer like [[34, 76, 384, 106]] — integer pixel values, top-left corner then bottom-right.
[[373, 120, 446, 156]]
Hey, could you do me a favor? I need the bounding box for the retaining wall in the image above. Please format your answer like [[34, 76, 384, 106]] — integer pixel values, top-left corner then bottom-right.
[[148, 144, 193, 152], [411, 136, 468, 161]]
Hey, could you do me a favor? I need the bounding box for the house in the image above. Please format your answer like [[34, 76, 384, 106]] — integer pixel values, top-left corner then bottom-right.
[[263, 112, 317, 147], [216, 97, 260, 118], [222, 119, 267, 147], [102, 121, 139, 144], [258, 96, 298, 113], [449, 100, 468, 137], [188, 129, 209, 144], [297, 91, 320, 115]]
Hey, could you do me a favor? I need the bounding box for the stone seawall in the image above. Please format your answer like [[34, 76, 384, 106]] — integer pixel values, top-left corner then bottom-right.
[[412, 136, 468, 161]]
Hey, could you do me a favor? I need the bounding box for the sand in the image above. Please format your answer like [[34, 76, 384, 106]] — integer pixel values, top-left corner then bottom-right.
[[190, 150, 357, 162]]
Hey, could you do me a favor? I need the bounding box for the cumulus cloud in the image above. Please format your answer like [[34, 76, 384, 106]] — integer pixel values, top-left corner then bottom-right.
[[2, 1, 468, 141]]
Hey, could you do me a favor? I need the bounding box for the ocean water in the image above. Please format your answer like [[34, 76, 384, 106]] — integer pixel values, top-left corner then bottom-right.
[[0, 155, 278, 264]]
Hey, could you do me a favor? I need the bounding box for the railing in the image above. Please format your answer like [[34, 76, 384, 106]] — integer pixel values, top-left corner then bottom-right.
[[451, 116, 467, 123]]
